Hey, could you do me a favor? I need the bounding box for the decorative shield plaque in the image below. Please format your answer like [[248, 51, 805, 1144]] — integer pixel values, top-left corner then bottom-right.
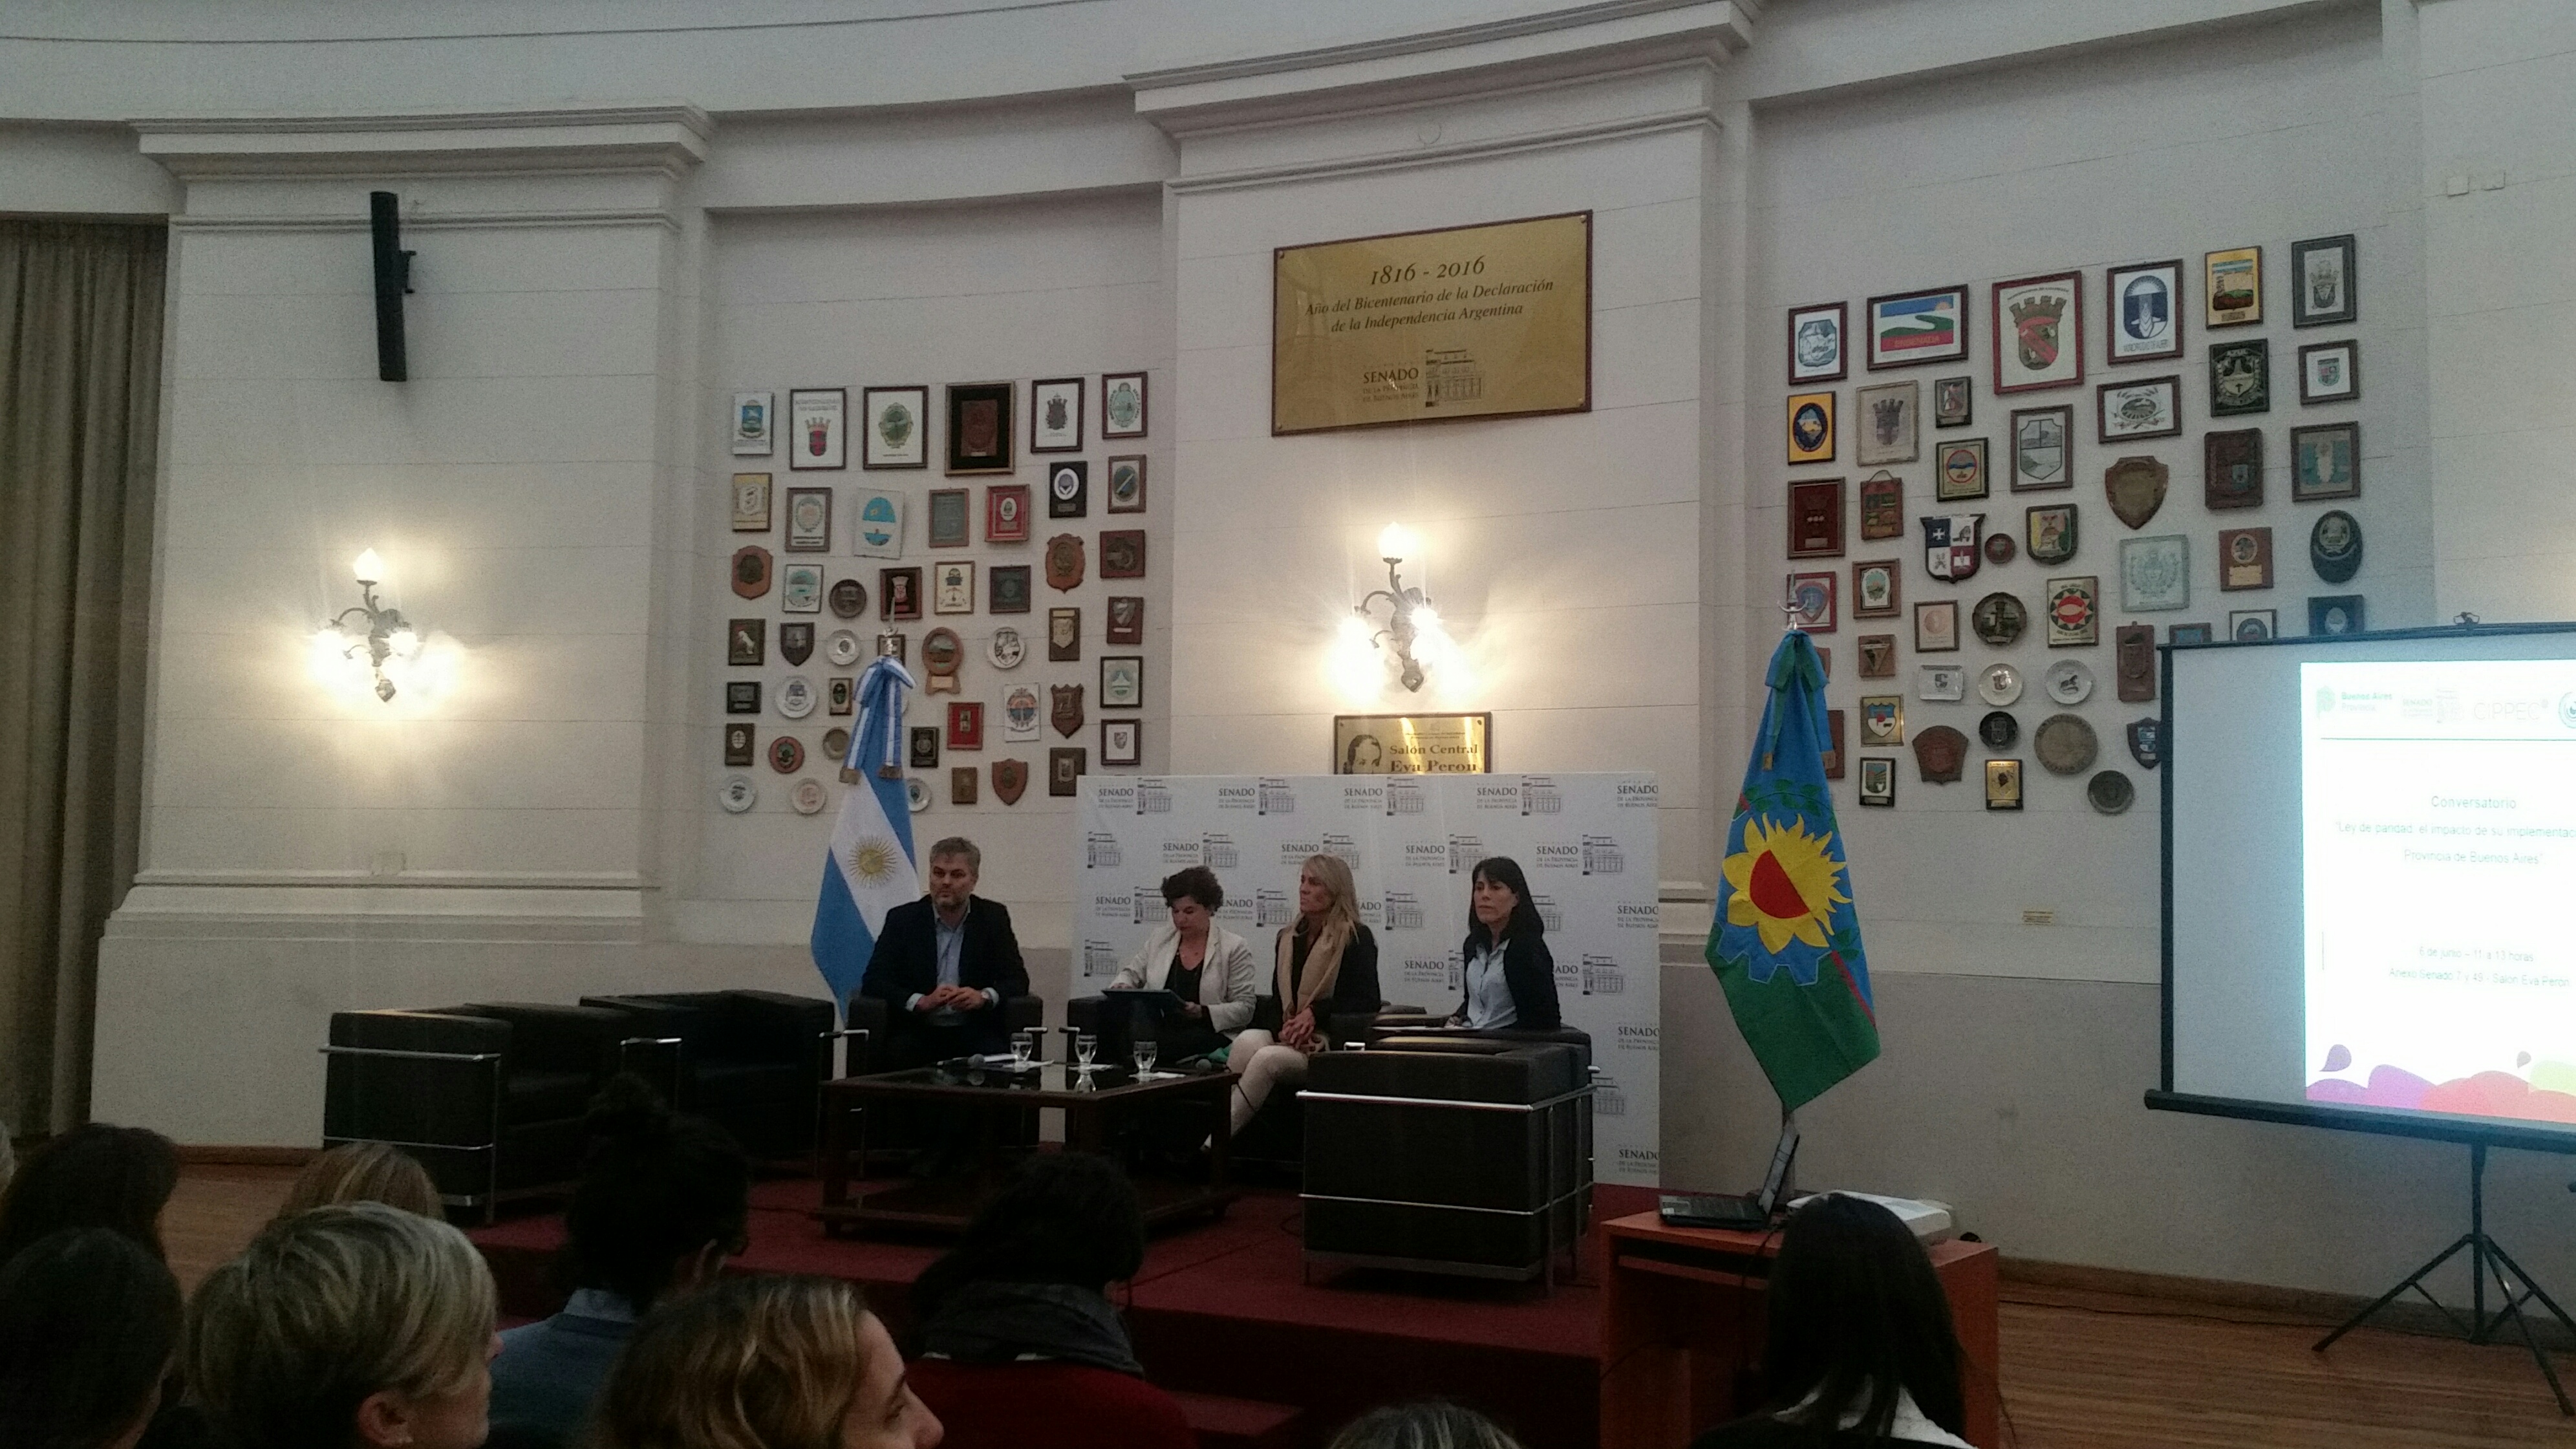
[[2104, 455, 2169, 530], [2026, 505, 2077, 565], [921, 628, 962, 694], [731, 545, 773, 599], [778, 623, 814, 667], [1912, 725, 1970, 784], [2126, 718, 2163, 770], [1920, 514, 1983, 582], [1051, 684, 1084, 738], [2311, 510, 2363, 584], [991, 758, 1028, 805], [1046, 534, 1086, 592], [2115, 624, 2156, 703]]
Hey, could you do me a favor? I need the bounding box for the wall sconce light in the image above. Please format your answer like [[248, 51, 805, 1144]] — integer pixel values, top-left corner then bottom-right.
[[1351, 523, 1441, 692], [321, 548, 421, 702]]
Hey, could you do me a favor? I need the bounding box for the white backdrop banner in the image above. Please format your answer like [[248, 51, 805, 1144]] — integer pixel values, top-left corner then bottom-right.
[[1071, 772, 1661, 1185]]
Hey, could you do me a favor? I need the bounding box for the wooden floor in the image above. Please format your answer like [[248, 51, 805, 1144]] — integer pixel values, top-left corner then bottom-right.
[[166, 1167, 2576, 1446]]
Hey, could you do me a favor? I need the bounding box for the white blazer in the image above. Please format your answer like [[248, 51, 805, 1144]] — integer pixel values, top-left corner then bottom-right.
[[1111, 922, 1260, 1034]]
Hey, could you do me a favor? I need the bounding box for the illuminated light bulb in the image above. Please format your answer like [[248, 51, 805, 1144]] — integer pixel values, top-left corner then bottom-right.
[[1377, 523, 1418, 563], [388, 628, 420, 659], [1338, 615, 1374, 646], [352, 548, 385, 584]]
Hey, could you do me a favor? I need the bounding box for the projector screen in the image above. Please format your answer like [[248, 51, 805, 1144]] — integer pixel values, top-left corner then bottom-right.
[[2165, 625, 2576, 1144]]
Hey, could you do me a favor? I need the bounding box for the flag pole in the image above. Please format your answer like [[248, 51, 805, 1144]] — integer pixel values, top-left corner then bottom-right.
[[1782, 574, 1806, 634]]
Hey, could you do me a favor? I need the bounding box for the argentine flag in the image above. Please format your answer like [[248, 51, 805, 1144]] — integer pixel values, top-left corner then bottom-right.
[[810, 656, 921, 1013]]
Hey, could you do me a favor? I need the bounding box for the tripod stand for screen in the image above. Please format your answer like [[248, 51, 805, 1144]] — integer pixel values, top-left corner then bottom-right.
[[2315, 1141, 2576, 1414]]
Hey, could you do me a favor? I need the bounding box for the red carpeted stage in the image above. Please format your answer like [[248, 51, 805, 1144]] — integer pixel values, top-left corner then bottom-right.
[[471, 1178, 1657, 1448]]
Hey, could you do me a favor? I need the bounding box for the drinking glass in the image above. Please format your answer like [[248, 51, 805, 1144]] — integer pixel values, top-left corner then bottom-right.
[[1075, 1033, 1098, 1071], [1010, 1029, 1036, 1071], [1133, 1039, 1159, 1077]]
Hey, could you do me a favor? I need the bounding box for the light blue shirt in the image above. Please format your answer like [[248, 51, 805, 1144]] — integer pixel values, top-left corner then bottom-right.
[[1463, 943, 1518, 1030], [490, 1289, 639, 1447], [907, 903, 998, 1019]]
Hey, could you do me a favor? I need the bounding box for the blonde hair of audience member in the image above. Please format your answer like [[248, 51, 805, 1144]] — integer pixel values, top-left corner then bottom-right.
[[275, 1141, 444, 1221], [184, 1202, 499, 1449], [590, 1273, 941, 1449], [1329, 1401, 1524, 1449]]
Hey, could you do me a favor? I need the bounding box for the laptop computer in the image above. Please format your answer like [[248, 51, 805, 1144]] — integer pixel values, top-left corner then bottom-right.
[[1658, 1122, 1800, 1230]]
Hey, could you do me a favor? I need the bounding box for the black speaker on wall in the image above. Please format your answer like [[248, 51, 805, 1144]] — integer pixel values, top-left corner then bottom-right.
[[369, 190, 413, 382]]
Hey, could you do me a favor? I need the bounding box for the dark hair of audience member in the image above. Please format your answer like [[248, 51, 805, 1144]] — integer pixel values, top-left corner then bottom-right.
[[0, 1122, 180, 1266], [1328, 1401, 1525, 1449], [0, 1228, 183, 1449], [275, 1141, 444, 1221], [912, 1152, 1145, 1322], [562, 1075, 752, 1312], [1761, 1194, 1965, 1441], [590, 1274, 938, 1449]]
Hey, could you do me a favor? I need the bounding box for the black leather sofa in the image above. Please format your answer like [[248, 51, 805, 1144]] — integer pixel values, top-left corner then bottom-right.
[[579, 990, 839, 1160], [1298, 1033, 1594, 1285], [323, 1001, 632, 1221]]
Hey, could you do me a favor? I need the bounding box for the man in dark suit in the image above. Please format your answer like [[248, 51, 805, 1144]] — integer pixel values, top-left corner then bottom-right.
[[861, 836, 1029, 1068]]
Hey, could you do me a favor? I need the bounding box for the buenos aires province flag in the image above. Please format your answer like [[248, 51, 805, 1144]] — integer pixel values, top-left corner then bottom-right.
[[811, 656, 922, 1011], [1706, 630, 1881, 1111]]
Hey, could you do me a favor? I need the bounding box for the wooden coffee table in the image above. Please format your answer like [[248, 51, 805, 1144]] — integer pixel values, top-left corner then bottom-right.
[[816, 1058, 1238, 1236]]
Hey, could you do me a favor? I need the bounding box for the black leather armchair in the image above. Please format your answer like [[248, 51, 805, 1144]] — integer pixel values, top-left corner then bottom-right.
[[1299, 1036, 1593, 1285], [579, 991, 838, 1160], [323, 1002, 629, 1221]]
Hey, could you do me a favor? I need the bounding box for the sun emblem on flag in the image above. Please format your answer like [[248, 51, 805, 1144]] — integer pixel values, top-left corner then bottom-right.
[[844, 836, 901, 885], [1720, 816, 1849, 968]]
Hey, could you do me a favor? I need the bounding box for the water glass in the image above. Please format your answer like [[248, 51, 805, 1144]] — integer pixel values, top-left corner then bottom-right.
[[1010, 1029, 1036, 1071], [1133, 1039, 1159, 1077], [1075, 1033, 1098, 1070]]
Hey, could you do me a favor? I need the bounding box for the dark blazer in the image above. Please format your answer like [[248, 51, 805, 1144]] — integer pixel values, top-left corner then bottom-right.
[[1452, 931, 1562, 1031], [860, 896, 1029, 1014], [1251, 921, 1382, 1033]]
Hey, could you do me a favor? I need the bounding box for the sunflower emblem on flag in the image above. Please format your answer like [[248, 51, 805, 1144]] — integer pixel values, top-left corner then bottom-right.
[[1719, 816, 1851, 981], [843, 836, 902, 886]]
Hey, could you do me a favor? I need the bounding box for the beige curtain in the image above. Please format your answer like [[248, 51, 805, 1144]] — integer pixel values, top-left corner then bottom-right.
[[0, 220, 165, 1135]]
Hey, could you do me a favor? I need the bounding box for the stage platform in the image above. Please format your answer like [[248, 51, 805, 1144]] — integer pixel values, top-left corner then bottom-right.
[[471, 1177, 1658, 1448]]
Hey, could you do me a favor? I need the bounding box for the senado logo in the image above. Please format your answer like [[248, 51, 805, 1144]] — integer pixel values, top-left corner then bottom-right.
[[1615, 1025, 1659, 1051], [1361, 367, 1419, 384]]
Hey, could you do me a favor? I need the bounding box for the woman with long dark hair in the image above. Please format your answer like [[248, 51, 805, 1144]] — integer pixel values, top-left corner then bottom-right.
[[1446, 857, 1560, 1032], [1690, 1195, 1970, 1448], [0, 1228, 182, 1449], [905, 1154, 1192, 1449], [0, 1124, 178, 1267]]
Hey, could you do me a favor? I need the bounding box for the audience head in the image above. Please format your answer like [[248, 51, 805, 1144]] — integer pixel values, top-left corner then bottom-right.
[[0, 1122, 179, 1265], [1328, 1401, 1523, 1449], [1159, 865, 1223, 936], [276, 1141, 444, 1221], [926, 837, 980, 913], [592, 1274, 939, 1449], [0, 1228, 182, 1449], [185, 1202, 499, 1449], [1763, 1193, 1964, 1440], [1297, 852, 1359, 930], [563, 1075, 752, 1313], [1465, 857, 1542, 949], [912, 1153, 1144, 1323]]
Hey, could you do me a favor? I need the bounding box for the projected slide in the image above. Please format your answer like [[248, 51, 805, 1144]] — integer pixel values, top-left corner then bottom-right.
[[2303, 660, 2576, 1124]]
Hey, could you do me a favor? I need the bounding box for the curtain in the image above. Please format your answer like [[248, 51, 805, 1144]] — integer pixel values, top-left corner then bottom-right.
[[0, 220, 165, 1135]]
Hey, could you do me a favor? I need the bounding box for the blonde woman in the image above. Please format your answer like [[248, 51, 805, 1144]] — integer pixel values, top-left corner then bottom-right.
[[186, 1203, 500, 1449], [1225, 853, 1382, 1132], [590, 1273, 941, 1449], [273, 1141, 444, 1221]]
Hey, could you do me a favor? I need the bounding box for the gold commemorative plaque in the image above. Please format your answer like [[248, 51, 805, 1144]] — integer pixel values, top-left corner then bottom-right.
[[1274, 213, 1591, 435], [1331, 713, 1491, 774]]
